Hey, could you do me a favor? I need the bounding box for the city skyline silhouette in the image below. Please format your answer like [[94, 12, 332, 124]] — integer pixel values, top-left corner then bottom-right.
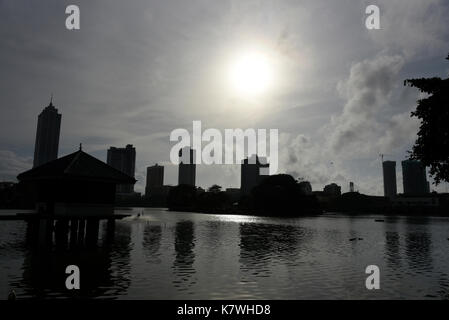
[[1, 1, 449, 196], [1, 0, 449, 305]]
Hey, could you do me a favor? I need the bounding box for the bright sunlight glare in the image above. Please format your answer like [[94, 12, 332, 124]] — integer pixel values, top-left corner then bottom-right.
[[228, 50, 274, 97]]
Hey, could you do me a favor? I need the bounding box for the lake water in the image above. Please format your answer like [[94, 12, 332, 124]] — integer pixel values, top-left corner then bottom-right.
[[1, 208, 449, 299]]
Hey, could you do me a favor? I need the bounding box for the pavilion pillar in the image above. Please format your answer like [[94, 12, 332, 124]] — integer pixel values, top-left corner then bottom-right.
[[86, 219, 100, 247], [38, 218, 54, 249], [55, 219, 69, 249], [78, 219, 86, 245], [106, 219, 115, 243], [70, 219, 79, 246]]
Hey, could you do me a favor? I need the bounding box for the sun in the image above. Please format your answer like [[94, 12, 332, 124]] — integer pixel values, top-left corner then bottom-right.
[[228, 50, 274, 97]]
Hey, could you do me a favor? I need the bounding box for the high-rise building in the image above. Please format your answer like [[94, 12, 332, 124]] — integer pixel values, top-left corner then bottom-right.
[[107, 144, 136, 194], [349, 181, 355, 193], [33, 97, 62, 167], [382, 161, 397, 198], [145, 164, 164, 197], [241, 155, 269, 195], [178, 147, 196, 186], [401, 160, 429, 195]]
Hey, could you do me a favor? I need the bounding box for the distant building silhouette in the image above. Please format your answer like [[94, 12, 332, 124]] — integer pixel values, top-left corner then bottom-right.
[[33, 97, 61, 167], [323, 183, 341, 197], [145, 164, 164, 197], [383, 161, 397, 198], [401, 160, 429, 195], [178, 147, 196, 186], [241, 155, 269, 195], [107, 144, 136, 194]]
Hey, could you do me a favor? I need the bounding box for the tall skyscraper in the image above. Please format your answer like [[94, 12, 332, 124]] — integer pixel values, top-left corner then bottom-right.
[[178, 147, 196, 186], [241, 155, 269, 195], [33, 97, 62, 167], [107, 144, 136, 194], [383, 161, 397, 198], [145, 164, 164, 197], [401, 160, 429, 195]]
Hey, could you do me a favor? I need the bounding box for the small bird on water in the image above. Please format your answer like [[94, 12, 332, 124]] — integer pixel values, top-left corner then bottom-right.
[[8, 289, 16, 301]]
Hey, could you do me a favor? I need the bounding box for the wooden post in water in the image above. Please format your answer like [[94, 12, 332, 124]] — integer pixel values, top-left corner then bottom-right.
[[38, 218, 49, 248], [55, 219, 69, 249], [25, 220, 39, 246], [70, 219, 79, 247], [37, 218, 54, 249], [78, 219, 86, 245], [106, 218, 115, 243]]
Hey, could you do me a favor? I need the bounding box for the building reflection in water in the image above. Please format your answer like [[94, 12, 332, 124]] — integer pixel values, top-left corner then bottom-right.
[[238, 223, 301, 277], [384, 217, 402, 269], [404, 217, 433, 273], [437, 273, 449, 299], [9, 218, 132, 299], [382, 216, 404, 271], [172, 221, 196, 291], [203, 221, 224, 252], [385, 231, 401, 268], [102, 221, 132, 294], [143, 224, 162, 263]]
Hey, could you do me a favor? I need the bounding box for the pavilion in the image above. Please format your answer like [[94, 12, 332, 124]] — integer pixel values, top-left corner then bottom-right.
[[17, 148, 136, 216]]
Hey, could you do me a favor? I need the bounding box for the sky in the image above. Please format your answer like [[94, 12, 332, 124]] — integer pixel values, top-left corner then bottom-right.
[[1, 0, 449, 195]]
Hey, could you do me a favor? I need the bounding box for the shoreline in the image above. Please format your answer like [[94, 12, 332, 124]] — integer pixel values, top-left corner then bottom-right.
[[1, 206, 448, 219], [164, 207, 449, 218]]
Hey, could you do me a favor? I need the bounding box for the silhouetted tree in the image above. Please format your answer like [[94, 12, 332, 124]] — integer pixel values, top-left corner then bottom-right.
[[167, 184, 197, 210], [404, 53, 449, 184], [0, 182, 33, 209], [196, 190, 229, 210], [208, 184, 222, 193], [252, 174, 320, 216]]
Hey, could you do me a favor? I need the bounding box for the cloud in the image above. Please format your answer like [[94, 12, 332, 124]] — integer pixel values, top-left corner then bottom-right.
[[278, 132, 332, 186], [330, 54, 405, 155], [279, 53, 422, 195], [369, 0, 449, 58], [376, 111, 419, 153], [0, 150, 32, 181]]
